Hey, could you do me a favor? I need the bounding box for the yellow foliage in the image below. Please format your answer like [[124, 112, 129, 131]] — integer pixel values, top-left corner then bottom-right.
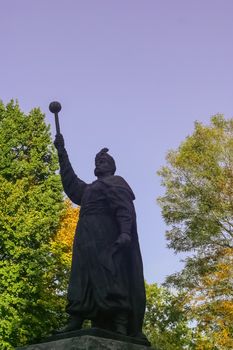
[[51, 199, 79, 265], [186, 248, 233, 349], [56, 200, 79, 247]]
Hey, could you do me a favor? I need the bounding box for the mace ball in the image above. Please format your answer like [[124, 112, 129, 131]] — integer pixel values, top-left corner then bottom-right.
[[49, 101, 62, 114]]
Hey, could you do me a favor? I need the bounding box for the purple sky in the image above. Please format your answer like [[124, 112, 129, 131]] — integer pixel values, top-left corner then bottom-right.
[[1, 1, 233, 284]]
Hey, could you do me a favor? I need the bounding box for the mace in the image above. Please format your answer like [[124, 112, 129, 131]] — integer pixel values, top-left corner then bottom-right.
[[49, 101, 62, 135]]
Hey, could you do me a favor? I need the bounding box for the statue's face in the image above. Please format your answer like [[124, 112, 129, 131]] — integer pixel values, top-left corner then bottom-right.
[[94, 158, 113, 177]]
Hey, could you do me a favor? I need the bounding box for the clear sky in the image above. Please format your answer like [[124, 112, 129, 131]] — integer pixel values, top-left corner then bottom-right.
[[1, 0, 233, 284]]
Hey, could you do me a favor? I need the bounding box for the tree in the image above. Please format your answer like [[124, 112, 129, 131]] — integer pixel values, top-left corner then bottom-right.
[[0, 101, 65, 349], [144, 283, 194, 350], [158, 115, 233, 349]]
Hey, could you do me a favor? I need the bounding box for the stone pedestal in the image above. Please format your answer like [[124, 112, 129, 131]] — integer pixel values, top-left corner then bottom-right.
[[17, 328, 153, 350]]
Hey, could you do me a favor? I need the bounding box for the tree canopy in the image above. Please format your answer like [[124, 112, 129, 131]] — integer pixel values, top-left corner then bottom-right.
[[158, 115, 233, 349]]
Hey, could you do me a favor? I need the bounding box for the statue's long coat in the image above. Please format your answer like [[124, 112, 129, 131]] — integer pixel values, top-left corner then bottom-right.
[[58, 148, 146, 337]]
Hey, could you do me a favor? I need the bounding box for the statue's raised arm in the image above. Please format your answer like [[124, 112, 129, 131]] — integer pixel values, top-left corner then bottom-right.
[[54, 133, 87, 205]]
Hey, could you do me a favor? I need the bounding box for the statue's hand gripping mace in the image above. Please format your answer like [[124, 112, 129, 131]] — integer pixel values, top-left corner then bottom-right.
[[49, 101, 62, 135]]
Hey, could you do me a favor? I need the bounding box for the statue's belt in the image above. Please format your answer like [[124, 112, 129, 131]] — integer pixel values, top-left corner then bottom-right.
[[80, 205, 112, 217]]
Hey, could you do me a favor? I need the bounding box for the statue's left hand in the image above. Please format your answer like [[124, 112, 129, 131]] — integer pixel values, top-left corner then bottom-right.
[[115, 233, 131, 248]]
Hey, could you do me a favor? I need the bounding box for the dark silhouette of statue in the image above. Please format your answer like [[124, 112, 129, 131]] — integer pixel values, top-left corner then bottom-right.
[[54, 134, 147, 340]]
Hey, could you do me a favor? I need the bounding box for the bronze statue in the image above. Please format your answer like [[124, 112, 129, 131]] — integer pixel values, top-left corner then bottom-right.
[[50, 103, 147, 341]]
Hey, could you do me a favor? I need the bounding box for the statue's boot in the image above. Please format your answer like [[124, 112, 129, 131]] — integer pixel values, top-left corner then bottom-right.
[[114, 312, 128, 336], [54, 315, 83, 334]]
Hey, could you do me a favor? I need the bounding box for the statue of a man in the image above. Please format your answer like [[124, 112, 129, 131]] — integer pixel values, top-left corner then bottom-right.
[[54, 134, 147, 339]]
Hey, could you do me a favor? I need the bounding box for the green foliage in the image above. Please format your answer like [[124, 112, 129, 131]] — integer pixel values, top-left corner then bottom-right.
[[158, 115, 233, 254], [158, 115, 233, 349], [144, 283, 194, 350], [0, 101, 65, 349]]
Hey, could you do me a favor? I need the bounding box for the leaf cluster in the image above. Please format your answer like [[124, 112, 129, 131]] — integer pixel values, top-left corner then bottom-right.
[[144, 283, 194, 350]]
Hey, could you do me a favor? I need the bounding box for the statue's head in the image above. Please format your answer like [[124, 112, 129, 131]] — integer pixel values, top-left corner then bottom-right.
[[94, 148, 116, 178]]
